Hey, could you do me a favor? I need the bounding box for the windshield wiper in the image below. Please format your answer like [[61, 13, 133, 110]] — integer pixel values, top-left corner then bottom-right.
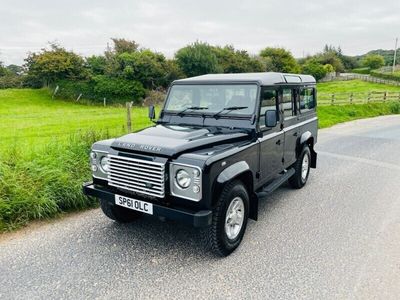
[[212, 106, 248, 119], [177, 106, 208, 117]]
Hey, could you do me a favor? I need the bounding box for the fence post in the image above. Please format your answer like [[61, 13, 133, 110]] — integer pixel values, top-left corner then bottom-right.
[[76, 93, 82, 102], [350, 92, 353, 104], [103, 98, 107, 107], [52, 85, 59, 99], [126, 102, 132, 133], [331, 93, 335, 105]]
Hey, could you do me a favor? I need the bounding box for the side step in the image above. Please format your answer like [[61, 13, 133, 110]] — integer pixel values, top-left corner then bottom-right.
[[256, 168, 295, 199]]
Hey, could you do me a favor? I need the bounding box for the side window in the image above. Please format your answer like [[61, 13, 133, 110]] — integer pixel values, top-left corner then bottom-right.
[[299, 88, 315, 113], [281, 89, 294, 119], [260, 89, 278, 127]]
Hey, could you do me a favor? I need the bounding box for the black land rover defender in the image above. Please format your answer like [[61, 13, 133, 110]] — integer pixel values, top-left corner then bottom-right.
[[83, 72, 318, 256]]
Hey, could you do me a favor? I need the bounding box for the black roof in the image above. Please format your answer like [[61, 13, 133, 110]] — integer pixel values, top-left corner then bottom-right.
[[173, 72, 316, 85]]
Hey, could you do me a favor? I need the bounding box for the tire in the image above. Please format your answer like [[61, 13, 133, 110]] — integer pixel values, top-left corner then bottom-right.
[[201, 180, 249, 256], [289, 145, 311, 189], [100, 199, 142, 223]]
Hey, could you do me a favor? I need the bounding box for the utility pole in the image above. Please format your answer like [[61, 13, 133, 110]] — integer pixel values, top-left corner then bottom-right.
[[393, 37, 398, 74]]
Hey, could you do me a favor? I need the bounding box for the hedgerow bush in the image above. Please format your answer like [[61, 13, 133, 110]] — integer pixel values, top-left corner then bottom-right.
[[370, 70, 400, 82], [55, 77, 146, 104], [0, 130, 110, 231]]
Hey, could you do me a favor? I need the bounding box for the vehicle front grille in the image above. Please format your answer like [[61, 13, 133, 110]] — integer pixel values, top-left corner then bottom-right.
[[107, 155, 165, 198]]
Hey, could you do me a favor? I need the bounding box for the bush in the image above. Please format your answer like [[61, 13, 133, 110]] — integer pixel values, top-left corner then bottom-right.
[[302, 59, 327, 81], [259, 47, 301, 73], [54, 77, 146, 104], [175, 41, 221, 77], [389, 101, 400, 114], [362, 54, 385, 70], [0, 75, 23, 89], [0, 131, 110, 231], [143, 90, 167, 106], [370, 70, 400, 82], [93, 75, 145, 103]]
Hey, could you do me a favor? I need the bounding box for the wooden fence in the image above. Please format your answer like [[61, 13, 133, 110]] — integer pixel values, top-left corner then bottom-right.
[[318, 91, 400, 106]]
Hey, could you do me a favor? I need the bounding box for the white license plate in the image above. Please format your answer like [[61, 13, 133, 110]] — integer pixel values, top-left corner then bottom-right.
[[115, 194, 153, 215]]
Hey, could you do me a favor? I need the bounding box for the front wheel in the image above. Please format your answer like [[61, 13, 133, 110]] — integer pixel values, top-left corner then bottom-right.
[[289, 145, 311, 189], [201, 180, 249, 256]]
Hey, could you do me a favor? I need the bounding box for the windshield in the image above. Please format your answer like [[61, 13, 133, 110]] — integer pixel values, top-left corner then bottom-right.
[[164, 84, 258, 116]]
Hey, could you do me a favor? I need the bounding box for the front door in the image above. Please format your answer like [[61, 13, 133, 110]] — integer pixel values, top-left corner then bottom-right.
[[258, 88, 284, 185]]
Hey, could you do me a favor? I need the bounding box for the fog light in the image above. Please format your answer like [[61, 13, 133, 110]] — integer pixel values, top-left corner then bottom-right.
[[91, 165, 98, 172], [193, 185, 200, 193]]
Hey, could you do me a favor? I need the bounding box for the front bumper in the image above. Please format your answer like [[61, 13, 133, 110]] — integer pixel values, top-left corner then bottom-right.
[[82, 182, 212, 228]]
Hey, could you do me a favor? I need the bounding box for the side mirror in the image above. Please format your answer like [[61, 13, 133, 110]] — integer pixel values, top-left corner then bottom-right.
[[265, 110, 277, 127], [148, 105, 155, 120]]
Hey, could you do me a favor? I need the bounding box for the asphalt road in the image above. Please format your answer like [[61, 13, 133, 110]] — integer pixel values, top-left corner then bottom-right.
[[1, 115, 400, 300]]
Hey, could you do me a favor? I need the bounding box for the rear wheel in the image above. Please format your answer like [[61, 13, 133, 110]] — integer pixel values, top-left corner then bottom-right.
[[100, 199, 142, 223], [289, 145, 311, 189], [201, 180, 249, 256]]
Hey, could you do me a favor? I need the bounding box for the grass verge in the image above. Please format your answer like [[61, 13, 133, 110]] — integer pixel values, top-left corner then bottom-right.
[[0, 131, 109, 231], [317, 101, 400, 128]]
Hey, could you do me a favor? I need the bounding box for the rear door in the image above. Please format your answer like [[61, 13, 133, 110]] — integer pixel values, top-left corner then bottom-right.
[[281, 87, 299, 167], [258, 87, 284, 185]]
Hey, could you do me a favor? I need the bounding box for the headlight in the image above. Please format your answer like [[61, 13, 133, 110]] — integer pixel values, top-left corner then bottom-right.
[[175, 169, 191, 189], [170, 163, 202, 201], [100, 156, 110, 173]]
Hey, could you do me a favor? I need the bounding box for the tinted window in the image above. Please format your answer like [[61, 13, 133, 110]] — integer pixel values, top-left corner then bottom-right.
[[165, 84, 258, 115], [299, 88, 315, 112], [260, 89, 278, 126], [282, 89, 294, 118]]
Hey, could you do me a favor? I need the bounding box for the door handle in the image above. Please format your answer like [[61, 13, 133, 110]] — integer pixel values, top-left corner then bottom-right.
[[276, 140, 281, 145], [293, 132, 298, 137]]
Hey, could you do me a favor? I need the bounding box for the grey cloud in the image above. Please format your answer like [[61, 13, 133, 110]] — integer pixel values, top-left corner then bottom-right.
[[0, 0, 399, 65]]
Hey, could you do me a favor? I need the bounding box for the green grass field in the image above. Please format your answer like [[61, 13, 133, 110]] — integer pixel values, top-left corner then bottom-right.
[[318, 79, 400, 93], [0, 81, 399, 232], [0, 89, 152, 151]]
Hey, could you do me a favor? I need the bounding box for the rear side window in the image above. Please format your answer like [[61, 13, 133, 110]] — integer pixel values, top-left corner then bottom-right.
[[260, 89, 278, 127], [281, 89, 294, 119], [299, 88, 315, 113]]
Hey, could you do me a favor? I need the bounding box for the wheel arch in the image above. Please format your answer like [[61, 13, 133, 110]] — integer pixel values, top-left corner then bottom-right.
[[214, 161, 258, 221], [297, 131, 317, 168]]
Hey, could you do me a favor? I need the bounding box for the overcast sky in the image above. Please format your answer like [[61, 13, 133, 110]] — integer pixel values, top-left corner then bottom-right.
[[1, 0, 399, 65]]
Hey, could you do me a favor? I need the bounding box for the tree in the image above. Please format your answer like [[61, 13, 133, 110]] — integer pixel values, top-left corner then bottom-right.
[[301, 59, 327, 81], [6, 64, 23, 75], [259, 47, 300, 73], [0, 61, 6, 77], [111, 38, 139, 54], [86, 55, 108, 76], [362, 54, 385, 70], [213, 45, 264, 73], [25, 44, 87, 86], [175, 41, 221, 77]]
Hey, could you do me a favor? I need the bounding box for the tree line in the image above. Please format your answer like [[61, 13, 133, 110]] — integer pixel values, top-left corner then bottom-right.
[[0, 39, 388, 103]]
